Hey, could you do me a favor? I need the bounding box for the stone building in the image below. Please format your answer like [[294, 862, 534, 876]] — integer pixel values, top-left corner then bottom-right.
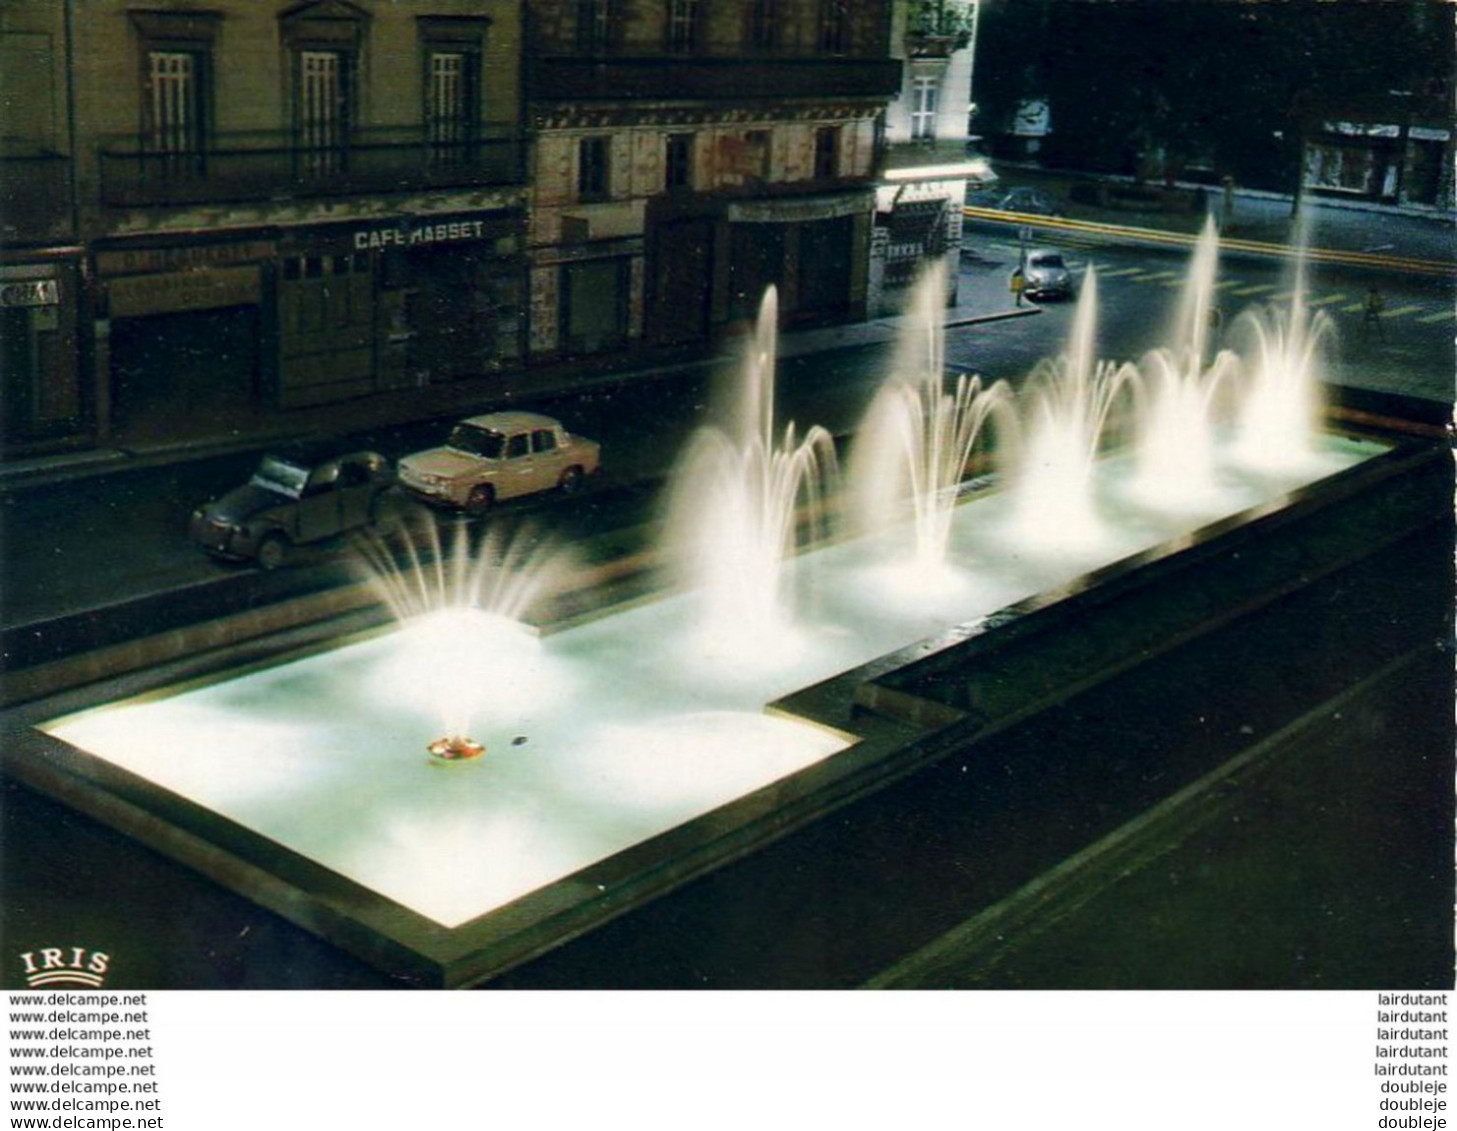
[[0, 1, 902, 458], [523, 0, 899, 362], [1, 0, 527, 455], [0, 2, 85, 455], [869, 0, 988, 315]]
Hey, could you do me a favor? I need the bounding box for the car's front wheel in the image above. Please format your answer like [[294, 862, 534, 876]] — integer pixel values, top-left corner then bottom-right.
[[256, 534, 289, 571]]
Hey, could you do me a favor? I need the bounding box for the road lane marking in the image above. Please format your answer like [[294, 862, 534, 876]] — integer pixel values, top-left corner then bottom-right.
[[1228, 283, 1277, 296], [1416, 309, 1453, 323]]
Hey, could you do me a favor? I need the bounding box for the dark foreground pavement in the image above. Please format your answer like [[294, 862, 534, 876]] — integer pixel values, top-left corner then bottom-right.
[[875, 595, 1453, 990]]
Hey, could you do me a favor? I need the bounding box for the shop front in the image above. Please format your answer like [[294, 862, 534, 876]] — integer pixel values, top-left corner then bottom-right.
[[645, 189, 871, 347], [277, 211, 525, 408], [724, 191, 870, 327], [91, 210, 526, 444], [0, 257, 86, 455], [95, 239, 272, 444]]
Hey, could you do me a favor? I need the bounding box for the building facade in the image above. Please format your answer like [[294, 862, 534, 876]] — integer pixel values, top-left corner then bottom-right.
[[869, 0, 985, 315], [0, 1, 903, 459], [0, 3, 86, 455], [524, 0, 899, 362], [1301, 93, 1454, 212], [2, 0, 526, 456]]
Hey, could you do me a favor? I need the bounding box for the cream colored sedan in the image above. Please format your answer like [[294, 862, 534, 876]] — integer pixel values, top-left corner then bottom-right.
[[398, 411, 602, 511]]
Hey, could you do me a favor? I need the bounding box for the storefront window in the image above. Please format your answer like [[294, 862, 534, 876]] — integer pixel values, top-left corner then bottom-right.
[[563, 259, 627, 354], [0, 266, 81, 446]]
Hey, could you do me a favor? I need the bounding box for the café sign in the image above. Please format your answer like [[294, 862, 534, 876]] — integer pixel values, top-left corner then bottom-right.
[[351, 217, 490, 251]]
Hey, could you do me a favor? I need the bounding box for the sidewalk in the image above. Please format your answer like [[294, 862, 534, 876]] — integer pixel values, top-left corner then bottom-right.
[[0, 299, 1038, 493]]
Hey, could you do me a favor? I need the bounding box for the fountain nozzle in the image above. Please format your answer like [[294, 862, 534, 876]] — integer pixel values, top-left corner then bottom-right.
[[428, 735, 486, 764]]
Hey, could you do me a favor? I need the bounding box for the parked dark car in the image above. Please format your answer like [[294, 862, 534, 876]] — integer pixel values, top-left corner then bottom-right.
[[189, 447, 394, 569], [997, 187, 1065, 217]]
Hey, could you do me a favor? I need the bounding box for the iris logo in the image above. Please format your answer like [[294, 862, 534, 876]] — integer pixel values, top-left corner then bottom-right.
[[18, 947, 110, 988]]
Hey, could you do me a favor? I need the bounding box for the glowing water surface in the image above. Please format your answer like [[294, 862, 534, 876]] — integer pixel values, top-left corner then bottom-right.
[[44, 433, 1379, 928]]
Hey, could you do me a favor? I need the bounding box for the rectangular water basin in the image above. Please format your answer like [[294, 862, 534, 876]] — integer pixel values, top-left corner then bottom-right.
[[15, 433, 1393, 984]]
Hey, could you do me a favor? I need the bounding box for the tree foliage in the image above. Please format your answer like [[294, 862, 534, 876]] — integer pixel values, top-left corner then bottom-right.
[[973, 0, 1453, 189]]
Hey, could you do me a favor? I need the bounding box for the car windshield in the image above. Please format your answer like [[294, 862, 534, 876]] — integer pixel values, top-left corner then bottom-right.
[[447, 424, 505, 460], [1030, 253, 1066, 269], [250, 455, 309, 498]]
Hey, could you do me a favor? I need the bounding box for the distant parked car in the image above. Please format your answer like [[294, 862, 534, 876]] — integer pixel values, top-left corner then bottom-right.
[[189, 447, 394, 569], [1022, 249, 1075, 301], [397, 411, 602, 512], [997, 187, 1065, 217]]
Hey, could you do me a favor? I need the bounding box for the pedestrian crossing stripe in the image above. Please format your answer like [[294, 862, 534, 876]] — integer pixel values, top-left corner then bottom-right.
[[1337, 301, 1435, 319], [964, 253, 1446, 324]]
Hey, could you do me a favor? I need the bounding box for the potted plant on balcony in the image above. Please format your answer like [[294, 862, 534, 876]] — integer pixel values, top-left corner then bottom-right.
[[907, 0, 974, 57]]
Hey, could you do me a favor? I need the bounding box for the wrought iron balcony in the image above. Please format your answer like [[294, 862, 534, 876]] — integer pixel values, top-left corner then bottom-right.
[[530, 56, 902, 102], [904, 27, 971, 59], [0, 152, 74, 244], [98, 128, 526, 209]]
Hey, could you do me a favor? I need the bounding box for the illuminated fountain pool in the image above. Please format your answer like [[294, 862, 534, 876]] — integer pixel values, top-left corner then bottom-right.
[[15, 229, 1411, 986]]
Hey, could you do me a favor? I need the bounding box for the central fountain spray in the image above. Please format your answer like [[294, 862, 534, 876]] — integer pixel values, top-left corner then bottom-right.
[[354, 518, 575, 763]]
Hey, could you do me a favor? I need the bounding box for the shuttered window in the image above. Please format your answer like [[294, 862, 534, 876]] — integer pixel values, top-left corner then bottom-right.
[[668, 0, 698, 53], [147, 51, 200, 152], [299, 50, 344, 152], [577, 0, 611, 53], [429, 52, 468, 147]]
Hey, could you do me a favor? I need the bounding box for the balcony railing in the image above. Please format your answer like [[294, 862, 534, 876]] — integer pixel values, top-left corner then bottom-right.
[[0, 153, 74, 244], [530, 56, 902, 102], [99, 128, 526, 209]]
